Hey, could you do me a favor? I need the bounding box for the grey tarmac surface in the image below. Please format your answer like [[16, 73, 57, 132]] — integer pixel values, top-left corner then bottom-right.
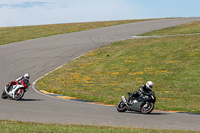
[[0, 18, 200, 130]]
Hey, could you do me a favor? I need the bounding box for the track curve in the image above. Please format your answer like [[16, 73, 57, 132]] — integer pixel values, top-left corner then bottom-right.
[[0, 18, 200, 130]]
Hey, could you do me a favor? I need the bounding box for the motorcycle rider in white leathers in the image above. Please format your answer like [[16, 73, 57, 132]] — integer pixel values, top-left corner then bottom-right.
[[8, 73, 30, 98]]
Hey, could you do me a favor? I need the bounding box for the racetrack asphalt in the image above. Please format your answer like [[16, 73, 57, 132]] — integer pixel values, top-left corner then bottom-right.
[[0, 18, 200, 131]]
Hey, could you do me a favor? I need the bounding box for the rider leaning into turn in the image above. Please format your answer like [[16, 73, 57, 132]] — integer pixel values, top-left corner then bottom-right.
[[16, 73, 30, 85], [16, 73, 30, 89], [7, 73, 30, 91], [131, 81, 154, 98]]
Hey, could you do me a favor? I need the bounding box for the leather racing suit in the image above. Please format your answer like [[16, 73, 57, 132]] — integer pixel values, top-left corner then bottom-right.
[[131, 85, 154, 98]]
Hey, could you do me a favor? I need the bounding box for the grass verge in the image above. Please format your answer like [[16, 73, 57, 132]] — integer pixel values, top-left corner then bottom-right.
[[0, 119, 199, 133], [36, 34, 200, 113], [0, 19, 157, 45], [140, 21, 200, 36]]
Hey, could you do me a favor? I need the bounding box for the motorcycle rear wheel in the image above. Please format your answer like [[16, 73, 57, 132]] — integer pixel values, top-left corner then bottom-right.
[[117, 101, 127, 112], [141, 102, 154, 114], [1, 90, 7, 99], [14, 89, 25, 100]]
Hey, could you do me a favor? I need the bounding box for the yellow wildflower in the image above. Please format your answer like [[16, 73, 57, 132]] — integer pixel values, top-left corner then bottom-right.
[[125, 60, 135, 63], [166, 61, 181, 63], [111, 72, 120, 75], [129, 72, 144, 75]]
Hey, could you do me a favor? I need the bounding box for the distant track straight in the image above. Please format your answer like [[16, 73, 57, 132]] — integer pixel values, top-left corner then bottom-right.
[[0, 18, 200, 130]]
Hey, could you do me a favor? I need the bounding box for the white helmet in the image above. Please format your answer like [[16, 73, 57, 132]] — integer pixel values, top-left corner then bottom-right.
[[146, 81, 153, 90], [24, 73, 30, 79]]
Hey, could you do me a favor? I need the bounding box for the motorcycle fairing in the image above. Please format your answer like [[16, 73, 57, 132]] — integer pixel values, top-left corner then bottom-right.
[[129, 96, 145, 111]]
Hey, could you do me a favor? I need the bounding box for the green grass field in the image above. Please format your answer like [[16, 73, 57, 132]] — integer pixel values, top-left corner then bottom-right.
[[36, 21, 200, 113], [140, 20, 200, 36], [1, 119, 199, 133]]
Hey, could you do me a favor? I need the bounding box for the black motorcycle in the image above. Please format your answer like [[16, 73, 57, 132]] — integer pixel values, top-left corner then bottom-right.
[[116, 92, 156, 114]]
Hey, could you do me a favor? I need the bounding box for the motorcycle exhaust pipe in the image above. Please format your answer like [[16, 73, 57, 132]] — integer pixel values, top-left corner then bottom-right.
[[121, 96, 127, 103], [121, 96, 129, 107]]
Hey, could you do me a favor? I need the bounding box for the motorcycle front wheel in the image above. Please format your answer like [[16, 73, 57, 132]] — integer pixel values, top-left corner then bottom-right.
[[141, 102, 154, 114], [117, 101, 127, 112], [14, 89, 25, 100], [1, 90, 7, 99]]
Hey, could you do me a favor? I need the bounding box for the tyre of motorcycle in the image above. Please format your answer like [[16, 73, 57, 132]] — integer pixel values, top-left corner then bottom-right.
[[117, 101, 127, 112], [14, 88, 25, 100], [1, 90, 8, 99], [140, 102, 154, 114]]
